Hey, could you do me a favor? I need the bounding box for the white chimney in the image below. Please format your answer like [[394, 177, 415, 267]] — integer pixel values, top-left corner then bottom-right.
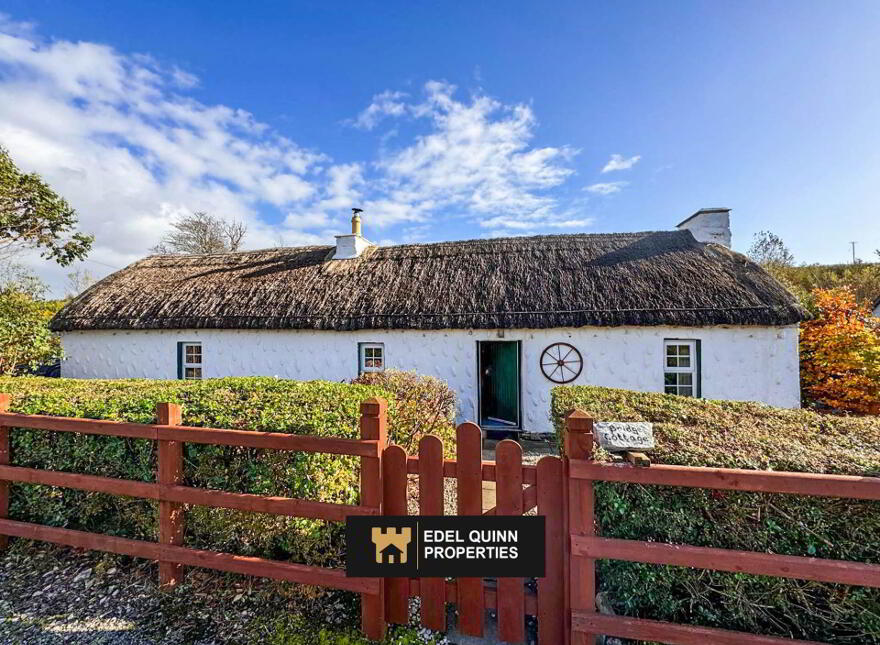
[[333, 208, 373, 259], [676, 208, 731, 247]]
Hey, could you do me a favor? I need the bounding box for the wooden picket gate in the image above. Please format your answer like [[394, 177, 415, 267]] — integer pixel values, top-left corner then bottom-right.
[[377, 422, 567, 644]]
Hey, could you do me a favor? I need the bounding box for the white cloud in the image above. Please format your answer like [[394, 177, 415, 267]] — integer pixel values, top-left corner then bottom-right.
[[0, 24, 327, 290], [0, 20, 597, 294], [601, 153, 641, 173], [351, 90, 408, 130], [585, 181, 628, 195], [364, 81, 579, 231]]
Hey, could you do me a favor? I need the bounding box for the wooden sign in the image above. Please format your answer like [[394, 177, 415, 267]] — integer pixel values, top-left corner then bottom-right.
[[595, 422, 654, 452]]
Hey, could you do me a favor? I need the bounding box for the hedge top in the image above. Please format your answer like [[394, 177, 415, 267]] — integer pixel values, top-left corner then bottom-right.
[[551, 386, 880, 476]]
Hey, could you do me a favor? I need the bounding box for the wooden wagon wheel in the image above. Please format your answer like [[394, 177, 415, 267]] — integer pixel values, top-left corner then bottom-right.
[[540, 342, 583, 384]]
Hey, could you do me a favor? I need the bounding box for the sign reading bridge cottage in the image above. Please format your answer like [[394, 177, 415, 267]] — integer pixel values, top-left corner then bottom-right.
[[595, 421, 654, 452]]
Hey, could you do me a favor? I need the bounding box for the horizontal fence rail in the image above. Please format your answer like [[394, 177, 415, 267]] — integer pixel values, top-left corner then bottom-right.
[[571, 460, 880, 500], [405, 455, 538, 484], [0, 518, 378, 594], [0, 412, 380, 457], [572, 535, 880, 588], [572, 612, 827, 645], [0, 464, 378, 522], [564, 409, 880, 645]]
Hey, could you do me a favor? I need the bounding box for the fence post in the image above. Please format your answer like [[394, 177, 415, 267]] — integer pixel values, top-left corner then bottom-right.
[[456, 422, 485, 637], [565, 409, 596, 645], [382, 443, 409, 624], [418, 434, 446, 631], [537, 455, 565, 644], [360, 397, 388, 641], [0, 394, 9, 551], [496, 439, 525, 643], [157, 402, 184, 589]]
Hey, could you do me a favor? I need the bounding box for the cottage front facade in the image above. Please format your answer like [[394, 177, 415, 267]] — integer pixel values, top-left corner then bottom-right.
[[52, 208, 808, 434]]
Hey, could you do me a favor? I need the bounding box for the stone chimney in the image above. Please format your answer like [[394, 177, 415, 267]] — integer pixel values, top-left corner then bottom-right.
[[333, 208, 372, 259], [676, 208, 731, 247]]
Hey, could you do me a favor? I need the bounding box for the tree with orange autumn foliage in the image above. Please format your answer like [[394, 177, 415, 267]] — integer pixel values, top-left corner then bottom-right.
[[799, 287, 880, 414]]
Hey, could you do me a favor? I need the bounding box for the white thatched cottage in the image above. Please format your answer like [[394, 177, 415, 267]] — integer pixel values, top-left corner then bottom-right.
[[51, 208, 807, 434]]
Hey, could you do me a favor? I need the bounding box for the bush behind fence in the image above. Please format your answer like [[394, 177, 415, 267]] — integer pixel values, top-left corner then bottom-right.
[[0, 376, 456, 568]]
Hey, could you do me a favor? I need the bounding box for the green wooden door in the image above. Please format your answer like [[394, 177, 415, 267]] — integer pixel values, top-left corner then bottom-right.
[[479, 341, 520, 427]]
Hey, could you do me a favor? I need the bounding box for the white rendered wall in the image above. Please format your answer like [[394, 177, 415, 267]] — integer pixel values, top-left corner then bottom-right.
[[59, 325, 801, 433]]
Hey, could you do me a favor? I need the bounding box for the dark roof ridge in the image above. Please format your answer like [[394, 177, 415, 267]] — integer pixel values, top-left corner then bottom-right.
[[142, 229, 683, 261]]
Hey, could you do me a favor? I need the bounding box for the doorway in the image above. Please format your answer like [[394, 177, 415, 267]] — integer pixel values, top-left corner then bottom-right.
[[478, 341, 521, 429]]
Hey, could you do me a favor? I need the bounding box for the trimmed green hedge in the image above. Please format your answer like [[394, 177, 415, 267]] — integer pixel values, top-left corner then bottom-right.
[[0, 376, 455, 567], [552, 386, 880, 644]]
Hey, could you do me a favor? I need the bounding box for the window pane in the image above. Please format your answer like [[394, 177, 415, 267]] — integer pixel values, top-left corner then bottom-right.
[[185, 367, 202, 379], [679, 345, 690, 357], [666, 345, 676, 356], [664, 373, 676, 386], [678, 355, 690, 368], [666, 357, 678, 368], [678, 386, 693, 397], [361, 345, 384, 372], [664, 386, 677, 394], [185, 346, 202, 364], [679, 373, 693, 385]]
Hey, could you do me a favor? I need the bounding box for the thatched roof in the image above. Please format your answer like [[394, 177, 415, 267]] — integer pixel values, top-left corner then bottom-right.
[[51, 231, 808, 332]]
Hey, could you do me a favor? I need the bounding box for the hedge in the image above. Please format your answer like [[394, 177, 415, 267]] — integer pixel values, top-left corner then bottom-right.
[[552, 386, 880, 644], [0, 376, 456, 568]]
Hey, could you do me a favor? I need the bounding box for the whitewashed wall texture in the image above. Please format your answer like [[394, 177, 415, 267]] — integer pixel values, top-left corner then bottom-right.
[[60, 325, 801, 434]]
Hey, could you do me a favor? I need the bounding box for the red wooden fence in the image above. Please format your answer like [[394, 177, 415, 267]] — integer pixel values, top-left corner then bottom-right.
[[564, 409, 880, 645], [2, 391, 876, 645], [0, 394, 388, 640], [0, 394, 566, 643]]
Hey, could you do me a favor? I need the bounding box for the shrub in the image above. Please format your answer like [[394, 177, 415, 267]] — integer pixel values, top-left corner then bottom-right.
[[800, 287, 880, 414], [552, 385, 880, 644], [775, 262, 880, 314], [352, 370, 457, 452], [0, 267, 64, 375], [0, 376, 456, 567]]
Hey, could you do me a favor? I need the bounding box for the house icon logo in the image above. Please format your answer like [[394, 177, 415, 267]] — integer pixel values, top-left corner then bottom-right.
[[371, 526, 412, 564]]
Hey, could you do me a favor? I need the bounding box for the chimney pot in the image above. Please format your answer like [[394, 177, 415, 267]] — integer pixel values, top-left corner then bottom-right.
[[333, 208, 371, 259]]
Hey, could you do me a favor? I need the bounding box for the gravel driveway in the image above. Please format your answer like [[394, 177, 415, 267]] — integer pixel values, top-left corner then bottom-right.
[[0, 542, 361, 644]]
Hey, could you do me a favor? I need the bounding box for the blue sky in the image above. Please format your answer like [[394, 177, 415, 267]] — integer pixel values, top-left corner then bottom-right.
[[1, 1, 878, 292]]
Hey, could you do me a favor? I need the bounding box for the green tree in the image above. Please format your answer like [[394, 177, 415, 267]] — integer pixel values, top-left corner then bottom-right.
[[0, 266, 62, 374], [0, 145, 93, 266]]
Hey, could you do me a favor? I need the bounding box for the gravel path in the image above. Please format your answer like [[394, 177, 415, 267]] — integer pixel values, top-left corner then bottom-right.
[[0, 542, 362, 644]]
